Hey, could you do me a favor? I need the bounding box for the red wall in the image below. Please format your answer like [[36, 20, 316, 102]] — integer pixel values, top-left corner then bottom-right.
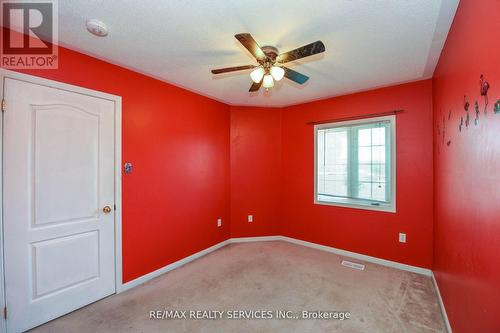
[[230, 81, 434, 269], [9, 45, 231, 283], [281, 81, 434, 268], [432, 0, 500, 332], [9, 9, 500, 329], [7, 36, 435, 287], [230, 106, 282, 236]]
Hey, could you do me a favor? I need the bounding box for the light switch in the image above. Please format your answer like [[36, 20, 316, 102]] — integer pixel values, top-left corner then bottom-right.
[[399, 233, 407, 243]]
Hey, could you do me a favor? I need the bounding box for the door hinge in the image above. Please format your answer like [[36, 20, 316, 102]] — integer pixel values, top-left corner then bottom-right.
[[3, 306, 7, 319], [114, 204, 116, 211], [1, 99, 5, 112]]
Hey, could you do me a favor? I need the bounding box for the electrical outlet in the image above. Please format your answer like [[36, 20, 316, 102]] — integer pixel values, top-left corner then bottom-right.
[[248, 215, 253, 223], [399, 233, 407, 243], [217, 218, 222, 227]]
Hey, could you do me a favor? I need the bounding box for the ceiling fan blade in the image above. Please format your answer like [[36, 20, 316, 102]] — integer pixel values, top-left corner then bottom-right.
[[211, 65, 256, 74], [278, 41, 325, 63], [235, 33, 266, 60], [249, 78, 263, 92], [283, 67, 309, 84]]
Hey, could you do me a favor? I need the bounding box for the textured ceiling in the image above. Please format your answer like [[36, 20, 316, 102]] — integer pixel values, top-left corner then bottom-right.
[[57, 0, 459, 107]]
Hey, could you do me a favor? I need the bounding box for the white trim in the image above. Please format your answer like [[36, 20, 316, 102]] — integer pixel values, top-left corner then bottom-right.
[[233, 236, 431, 275], [0, 70, 6, 333], [0, 69, 123, 320], [114, 95, 123, 293], [278, 236, 430, 276], [120, 240, 230, 292], [313, 115, 397, 213], [229, 236, 281, 243], [120, 238, 274, 291], [432, 272, 452, 333], [0, 70, 122, 103], [121, 235, 432, 292]]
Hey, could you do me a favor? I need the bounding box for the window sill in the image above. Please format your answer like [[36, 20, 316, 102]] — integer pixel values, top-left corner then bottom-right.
[[315, 196, 396, 213]]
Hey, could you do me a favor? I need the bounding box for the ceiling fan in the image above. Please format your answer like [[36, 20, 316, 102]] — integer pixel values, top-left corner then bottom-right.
[[211, 33, 325, 92]]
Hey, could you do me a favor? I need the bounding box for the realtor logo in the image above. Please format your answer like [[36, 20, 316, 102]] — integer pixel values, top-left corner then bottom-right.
[[1, 0, 58, 69]]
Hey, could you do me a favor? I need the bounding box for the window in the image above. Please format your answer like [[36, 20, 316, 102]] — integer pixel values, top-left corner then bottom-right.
[[314, 115, 396, 212]]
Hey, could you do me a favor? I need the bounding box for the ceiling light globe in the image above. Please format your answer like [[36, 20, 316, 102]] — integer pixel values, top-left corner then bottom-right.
[[270, 66, 285, 81], [262, 74, 274, 88], [250, 67, 265, 83]]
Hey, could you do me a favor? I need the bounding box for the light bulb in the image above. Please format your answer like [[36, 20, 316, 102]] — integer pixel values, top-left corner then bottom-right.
[[250, 67, 265, 83], [262, 74, 274, 88], [270, 66, 285, 81]]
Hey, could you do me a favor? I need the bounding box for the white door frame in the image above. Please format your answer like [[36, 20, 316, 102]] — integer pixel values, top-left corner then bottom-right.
[[0, 69, 123, 332]]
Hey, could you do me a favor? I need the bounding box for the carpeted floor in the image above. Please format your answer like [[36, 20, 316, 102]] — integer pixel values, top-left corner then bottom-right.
[[29, 241, 446, 333]]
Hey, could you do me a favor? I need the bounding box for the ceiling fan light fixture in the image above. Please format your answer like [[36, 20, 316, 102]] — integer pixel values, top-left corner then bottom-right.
[[262, 74, 274, 88], [270, 66, 285, 81], [250, 67, 265, 83], [211, 33, 325, 92]]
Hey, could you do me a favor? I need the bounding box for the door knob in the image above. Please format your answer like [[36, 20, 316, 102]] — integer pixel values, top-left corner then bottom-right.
[[103, 206, 112, 214]]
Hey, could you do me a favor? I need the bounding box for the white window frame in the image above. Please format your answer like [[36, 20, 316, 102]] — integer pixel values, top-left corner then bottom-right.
[[314, 115, 396, 213]]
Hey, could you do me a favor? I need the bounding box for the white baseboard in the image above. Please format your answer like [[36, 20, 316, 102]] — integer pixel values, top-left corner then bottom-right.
[[119, 235, 432, 294], [230, 236, 282, 243], [431, 272, 452, 333], [278, 236, 432, 276], [231, 236, 431, 276], [119, 239, 230, 292]]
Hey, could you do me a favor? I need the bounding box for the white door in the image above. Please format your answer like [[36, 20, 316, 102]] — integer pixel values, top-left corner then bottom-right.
[[3, 77, 116, 332]]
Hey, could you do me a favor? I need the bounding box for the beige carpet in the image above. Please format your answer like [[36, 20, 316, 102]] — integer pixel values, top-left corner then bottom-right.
[[30, 241, 446, 333]]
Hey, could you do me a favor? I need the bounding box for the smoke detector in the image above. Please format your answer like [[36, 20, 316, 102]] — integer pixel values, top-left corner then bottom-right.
[[86, 19, 108, 37]]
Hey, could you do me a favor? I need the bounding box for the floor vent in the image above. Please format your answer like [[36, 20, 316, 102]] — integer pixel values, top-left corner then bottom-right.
[[341, 260, 365, 270]]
